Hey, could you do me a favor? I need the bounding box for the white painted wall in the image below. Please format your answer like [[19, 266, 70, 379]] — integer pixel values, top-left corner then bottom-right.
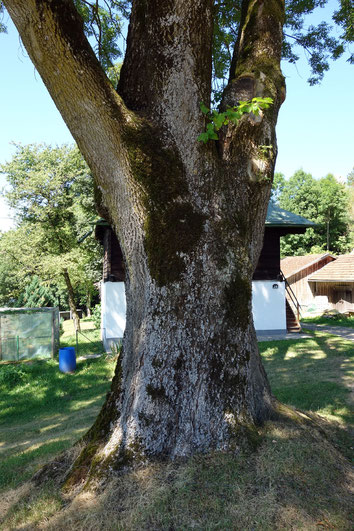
[[100, 281, 287, 343], [252, 280, 286, 332], [101, 282, 126, 340]]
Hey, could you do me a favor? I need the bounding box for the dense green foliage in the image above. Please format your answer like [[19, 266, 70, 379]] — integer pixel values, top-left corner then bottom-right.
[[271, 169, 352, 255], [0, 144, 102, 311], [212, 0, 353, 103], [1, 1, 352, 99], [17, 276, 60, 308]]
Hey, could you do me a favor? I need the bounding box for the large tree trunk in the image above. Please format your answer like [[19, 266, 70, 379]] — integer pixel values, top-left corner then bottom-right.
[[4, 0, 285, 483]]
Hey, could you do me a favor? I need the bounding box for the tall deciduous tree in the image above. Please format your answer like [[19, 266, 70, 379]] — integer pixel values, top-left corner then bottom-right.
[[2, 0, 351, 486], [274, 169, 351, 255], [1, 144, 102, 327]]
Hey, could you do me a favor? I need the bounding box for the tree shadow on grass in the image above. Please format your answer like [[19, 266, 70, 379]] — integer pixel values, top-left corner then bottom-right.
[[259, 331, 353, 460], [0, 357, 115, 491], [2, 416, 353, 530], [0, 438, 73, 491], [0, 358, 114, 427]]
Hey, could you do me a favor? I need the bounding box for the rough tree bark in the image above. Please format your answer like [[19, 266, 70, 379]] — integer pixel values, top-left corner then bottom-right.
[[4, 0, 286, 483]]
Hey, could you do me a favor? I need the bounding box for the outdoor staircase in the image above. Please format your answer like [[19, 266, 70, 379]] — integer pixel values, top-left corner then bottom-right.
[[286, 299, 301, 332], [280, 269, 302, 333]]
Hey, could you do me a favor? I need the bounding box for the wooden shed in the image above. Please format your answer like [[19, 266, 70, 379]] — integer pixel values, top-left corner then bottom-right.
[[280, 254, 336, 307], [308, 255, 354, 313], [95, 219, 125, 282], [95, 220, 126, 351]]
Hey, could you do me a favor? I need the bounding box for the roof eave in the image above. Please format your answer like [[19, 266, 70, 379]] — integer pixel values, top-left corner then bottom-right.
[[282, 253, 335, 279], [308, 278, 354, 283], [266, 223, 315, 228]]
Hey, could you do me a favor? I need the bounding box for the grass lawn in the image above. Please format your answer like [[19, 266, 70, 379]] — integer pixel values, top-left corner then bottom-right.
[[0, 329, 353, 530], [0, 333, 115, 492], [60, 318, 106, 356], [301, 314, 354, 328], [259, 330, 353, 459]]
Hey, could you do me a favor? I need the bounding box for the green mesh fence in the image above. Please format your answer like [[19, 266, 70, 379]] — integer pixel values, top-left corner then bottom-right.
[[0, 307, 59, 361]]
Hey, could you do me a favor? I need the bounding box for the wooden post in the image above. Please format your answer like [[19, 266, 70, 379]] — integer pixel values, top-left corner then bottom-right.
[[76, 329, 79, 357], [51, 309, 55, 359]]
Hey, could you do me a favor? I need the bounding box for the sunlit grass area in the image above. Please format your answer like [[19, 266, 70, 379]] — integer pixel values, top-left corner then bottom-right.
[[301, 314, 354, 328], [259, 331, 353, 428], [0, 330, 353, 530], [0, 356, 116, 492], [60, 318, 105, 357]]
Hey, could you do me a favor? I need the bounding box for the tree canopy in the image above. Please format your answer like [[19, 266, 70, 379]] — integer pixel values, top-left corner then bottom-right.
[[272, 169, 352, 255], [0, 144, 102, 321], [1, 1, 353, 95]]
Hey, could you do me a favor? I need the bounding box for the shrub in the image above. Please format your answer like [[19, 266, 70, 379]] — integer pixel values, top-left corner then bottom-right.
[[92, 304, 101, 329], [0, 365, 29, 387]]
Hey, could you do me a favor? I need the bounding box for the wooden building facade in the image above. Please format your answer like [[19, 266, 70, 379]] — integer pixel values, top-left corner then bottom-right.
[[95, 203, 315, 344], [280, 254, 336, 307], [251, 203, 315, 332], [308, 255, 354, 313]]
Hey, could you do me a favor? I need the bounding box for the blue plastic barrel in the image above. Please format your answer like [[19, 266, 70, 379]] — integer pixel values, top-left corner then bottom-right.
[[59, 347, 76, 373]]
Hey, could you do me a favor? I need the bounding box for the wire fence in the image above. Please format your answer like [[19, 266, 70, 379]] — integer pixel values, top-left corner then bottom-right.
[[0, 307, 59, 362]]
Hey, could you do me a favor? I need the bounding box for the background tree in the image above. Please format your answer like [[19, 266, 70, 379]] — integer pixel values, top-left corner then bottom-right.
[[0, 144, 102, 326], [272, 169, 351, 255], [270, 172, 286, 204], [2, 0, 353, 487], [17, 275, 59, 308], [0, 223, 40, 305], [347, 167, 354, 249]]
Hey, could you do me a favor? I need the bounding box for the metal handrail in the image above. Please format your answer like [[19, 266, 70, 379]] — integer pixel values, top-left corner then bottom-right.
[[280, 269, 302, 323]]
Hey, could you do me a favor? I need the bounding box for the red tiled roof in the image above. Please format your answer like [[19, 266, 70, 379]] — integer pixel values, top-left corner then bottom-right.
[[308, 255, 354, 282], [280, 254, 334, 278]]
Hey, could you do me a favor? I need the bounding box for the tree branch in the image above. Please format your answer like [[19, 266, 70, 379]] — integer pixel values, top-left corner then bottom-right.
[[118, 0, 214, 156], [3, 0, 132, 210], [219, 0, 285, 164]]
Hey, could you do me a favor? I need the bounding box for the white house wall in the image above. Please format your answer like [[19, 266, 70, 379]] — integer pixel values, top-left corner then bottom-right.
[[252, 280, 287, 332], [101, 282, 126, 348], [101, 280, 286, 347]]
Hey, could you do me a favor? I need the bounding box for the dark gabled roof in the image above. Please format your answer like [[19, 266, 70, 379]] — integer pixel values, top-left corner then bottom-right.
[[281, 253, 335, 278], [266, 203, 315, 228], [308, 255, 354, 282]]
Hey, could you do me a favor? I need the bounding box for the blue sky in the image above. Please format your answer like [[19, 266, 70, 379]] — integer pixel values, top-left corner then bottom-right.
[[0, 6, 353, 231]]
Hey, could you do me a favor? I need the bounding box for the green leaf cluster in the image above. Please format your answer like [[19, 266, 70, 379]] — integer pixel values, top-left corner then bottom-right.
[[73, 0, 129, 75], [198, 97, 273, 143]]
